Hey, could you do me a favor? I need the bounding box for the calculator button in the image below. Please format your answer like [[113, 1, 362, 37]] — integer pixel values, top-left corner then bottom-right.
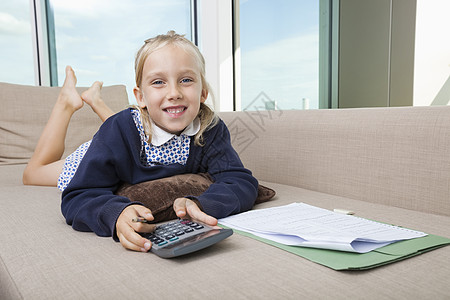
[[184, 228, 194, 233], [169, 236, 179, 242], [157, 241, 168, 246], [175, 231, 185, 236], [148, 235, 161, 241]]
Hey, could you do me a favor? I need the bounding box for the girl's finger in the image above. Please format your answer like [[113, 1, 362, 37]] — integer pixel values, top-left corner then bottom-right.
[[175, 198, 217, 226], [134, 205, 154, 222], [187, 204, 218, 226], [118, 232, 145, 252], [129, 220, 156, 233], [173, 198, 188, 218], [117, 221, 151, 252]]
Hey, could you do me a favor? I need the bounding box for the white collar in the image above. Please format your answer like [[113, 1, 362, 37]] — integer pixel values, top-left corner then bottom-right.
[[150, 117, 200, 146]]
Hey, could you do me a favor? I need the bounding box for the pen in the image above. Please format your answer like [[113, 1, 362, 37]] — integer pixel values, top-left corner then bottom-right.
[[132, 217, 152, 224]]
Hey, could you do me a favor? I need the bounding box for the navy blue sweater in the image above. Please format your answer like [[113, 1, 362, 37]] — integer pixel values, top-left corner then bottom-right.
[[61, 109, 258, 238]]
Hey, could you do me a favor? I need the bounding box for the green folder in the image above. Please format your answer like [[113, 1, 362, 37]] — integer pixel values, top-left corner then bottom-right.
[[223, 226, 450, 270]]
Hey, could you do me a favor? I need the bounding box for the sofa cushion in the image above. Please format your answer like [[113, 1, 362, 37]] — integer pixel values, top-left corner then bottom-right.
[[0, 82, 128, 165], [116, 173, 276, 222], [0, 169, 448, 299]]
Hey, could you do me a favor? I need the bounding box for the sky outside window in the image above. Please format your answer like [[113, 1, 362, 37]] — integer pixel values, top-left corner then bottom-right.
[[0, 0, 34, 85], [239, 0, 319, 110]]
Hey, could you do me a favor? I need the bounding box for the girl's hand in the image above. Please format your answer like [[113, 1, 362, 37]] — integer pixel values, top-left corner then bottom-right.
[[173, 198, 218, 226], [116, 204, 155, 252]]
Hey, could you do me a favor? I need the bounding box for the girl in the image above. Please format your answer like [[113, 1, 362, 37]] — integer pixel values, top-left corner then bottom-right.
[[59, 31, 258, 252]]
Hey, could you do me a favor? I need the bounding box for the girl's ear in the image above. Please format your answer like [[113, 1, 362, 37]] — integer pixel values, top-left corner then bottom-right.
[[133, 87, 146, 108], [200, 88, 208, 103]]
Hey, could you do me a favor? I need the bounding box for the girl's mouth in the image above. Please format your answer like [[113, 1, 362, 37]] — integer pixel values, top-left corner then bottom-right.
[[164, 106, 186, 117]]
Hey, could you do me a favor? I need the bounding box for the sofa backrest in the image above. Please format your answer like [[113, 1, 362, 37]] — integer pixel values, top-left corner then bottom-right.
[[0, 82, 129, 165], [219, 106, 450, 217]]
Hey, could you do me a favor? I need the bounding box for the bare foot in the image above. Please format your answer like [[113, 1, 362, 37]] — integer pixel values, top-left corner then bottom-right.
[[82, 80, 114, 122], [57, 66, 83, 112], [81, 81, 103, 107]]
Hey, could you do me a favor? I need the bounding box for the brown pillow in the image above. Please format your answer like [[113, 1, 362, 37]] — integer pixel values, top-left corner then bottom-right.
[[115, 173, 275, 223]]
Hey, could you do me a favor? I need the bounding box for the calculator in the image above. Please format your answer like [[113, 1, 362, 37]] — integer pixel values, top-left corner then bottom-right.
[[140, 219, 233, 258]]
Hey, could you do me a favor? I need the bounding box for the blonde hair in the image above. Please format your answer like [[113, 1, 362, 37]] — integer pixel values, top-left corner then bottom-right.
[[133, 30, 218, 146]]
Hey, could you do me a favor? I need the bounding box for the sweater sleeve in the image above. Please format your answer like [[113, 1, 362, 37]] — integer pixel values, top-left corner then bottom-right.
[[193, 120, 259, 218], [61, 112, 140, 238]]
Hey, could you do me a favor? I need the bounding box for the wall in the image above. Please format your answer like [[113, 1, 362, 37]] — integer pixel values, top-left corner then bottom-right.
[[338, 0, 416, 108]]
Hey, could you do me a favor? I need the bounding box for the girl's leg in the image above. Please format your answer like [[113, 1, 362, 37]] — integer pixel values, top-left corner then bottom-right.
[[23, 66, 116, 187], [23, 66, 83, 186]]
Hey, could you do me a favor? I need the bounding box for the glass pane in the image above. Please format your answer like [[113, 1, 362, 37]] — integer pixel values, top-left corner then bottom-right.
[[238, 0, 319, 110], [0, 0, 35, 85], [413, 0, 450, 106], [50, 0, 192, 103]]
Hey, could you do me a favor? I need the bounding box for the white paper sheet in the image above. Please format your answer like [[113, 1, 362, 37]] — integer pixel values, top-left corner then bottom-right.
[[218, 203, 427, 253]]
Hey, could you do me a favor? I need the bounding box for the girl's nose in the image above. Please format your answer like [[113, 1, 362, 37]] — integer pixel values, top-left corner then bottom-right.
[[167, 84, 182, 100]]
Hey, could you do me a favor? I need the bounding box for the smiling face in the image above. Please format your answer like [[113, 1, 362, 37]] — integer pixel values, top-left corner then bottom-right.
[[133, 44, 208, 135]]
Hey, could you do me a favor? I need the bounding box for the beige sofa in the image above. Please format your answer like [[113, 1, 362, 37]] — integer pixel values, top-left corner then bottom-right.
[[1, 82, 449, 299]]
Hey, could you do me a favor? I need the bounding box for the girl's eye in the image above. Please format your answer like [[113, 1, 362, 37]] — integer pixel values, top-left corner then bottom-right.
[[152, 80, 164, 85], [181, 78, 193, 83]]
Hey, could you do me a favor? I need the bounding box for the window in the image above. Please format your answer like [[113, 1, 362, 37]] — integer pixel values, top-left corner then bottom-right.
[[236, 0, 321, 110], [413, 0, 450, 106], [0, 0, 35, 85], [49, 0, 192, 101], [1, 0, 336, 110]]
